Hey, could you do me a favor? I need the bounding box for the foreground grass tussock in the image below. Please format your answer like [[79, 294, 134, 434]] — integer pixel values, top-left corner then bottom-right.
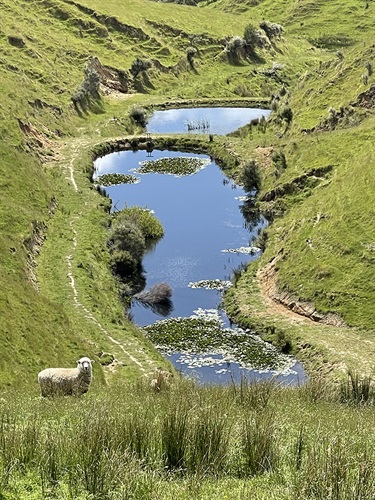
[[0, 378, 375, 499]]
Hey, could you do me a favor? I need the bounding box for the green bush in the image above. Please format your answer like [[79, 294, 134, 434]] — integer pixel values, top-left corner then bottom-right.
[[243, 24, 265, 55], [109, 249, 139, 277], [259, 20, 284, 40], [130, 57, 152, 77], [129, 106, 148, 128], [71, 59, 101, 112], [240, 160, 261, 191], [279, 106, 293, 125], [226, 36, 245, 64], [115, 207, 164, 241], [186, 46, 197, 68], [110, 221, 146, 261]]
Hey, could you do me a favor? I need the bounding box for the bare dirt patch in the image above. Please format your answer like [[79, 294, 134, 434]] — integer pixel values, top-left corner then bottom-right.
[[258, 253, 346, 327]]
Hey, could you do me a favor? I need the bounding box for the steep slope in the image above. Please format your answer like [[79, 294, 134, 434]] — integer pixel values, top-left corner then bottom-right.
[[1, 0, 375, 387]]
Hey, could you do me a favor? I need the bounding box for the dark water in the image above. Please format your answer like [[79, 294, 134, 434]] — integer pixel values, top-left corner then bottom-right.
[[146, 107, 271, 135]]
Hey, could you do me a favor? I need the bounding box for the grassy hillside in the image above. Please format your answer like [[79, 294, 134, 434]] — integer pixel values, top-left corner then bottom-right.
[[2, 0, 375, 497], [1, 0, 375, 380], [0, 0, 314, 385]]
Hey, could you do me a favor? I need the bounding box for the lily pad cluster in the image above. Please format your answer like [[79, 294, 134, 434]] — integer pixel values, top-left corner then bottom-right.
[[135, 157, 211, 176], [143, 309, 294, 372], [221, 246, 261, 254], [188, 279, 233, 291], [95, 173, 139, 186]]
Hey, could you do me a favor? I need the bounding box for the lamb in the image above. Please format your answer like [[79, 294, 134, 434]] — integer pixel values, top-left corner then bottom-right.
[[38, 357, 94, 397]]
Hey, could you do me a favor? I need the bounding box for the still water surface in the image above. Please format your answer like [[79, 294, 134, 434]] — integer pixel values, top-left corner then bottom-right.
[[146, 107, 271, 135], [94, 107, 305, 385]]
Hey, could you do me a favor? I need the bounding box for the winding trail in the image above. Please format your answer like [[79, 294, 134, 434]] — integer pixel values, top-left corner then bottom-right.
[[61, 140, 158, 375]]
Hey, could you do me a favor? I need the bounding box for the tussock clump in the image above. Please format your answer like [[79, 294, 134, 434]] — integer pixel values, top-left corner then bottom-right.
[[134, 283, 172, 304], [259, 21, 284, 40]]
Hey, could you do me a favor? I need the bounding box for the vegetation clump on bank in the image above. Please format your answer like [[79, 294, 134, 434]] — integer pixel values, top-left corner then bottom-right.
[[108, 207, 164, 298]]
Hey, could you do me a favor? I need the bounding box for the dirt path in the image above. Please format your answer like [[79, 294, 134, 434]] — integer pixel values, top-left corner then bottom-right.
[[59, 139, 158, 376]]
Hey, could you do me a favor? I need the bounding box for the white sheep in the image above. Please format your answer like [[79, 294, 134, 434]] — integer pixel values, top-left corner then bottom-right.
[[38, 357, 94, 397]]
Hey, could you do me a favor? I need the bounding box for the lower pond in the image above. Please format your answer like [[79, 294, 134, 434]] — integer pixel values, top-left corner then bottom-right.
[[94, 148, 306, 386]]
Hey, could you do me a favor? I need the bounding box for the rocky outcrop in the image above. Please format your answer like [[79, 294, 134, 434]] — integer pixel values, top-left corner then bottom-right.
[[87, 56, 131, 94], [352, 84, 375, 109]]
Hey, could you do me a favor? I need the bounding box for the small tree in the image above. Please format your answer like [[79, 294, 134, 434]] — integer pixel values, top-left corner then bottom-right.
[[259, 20, 284, 40], [71, 61, 101, 112], [129, 106, 148, 128], [279, 106, 293, 126], [244, 24, 259, 54], [240, 160, 261, 191]]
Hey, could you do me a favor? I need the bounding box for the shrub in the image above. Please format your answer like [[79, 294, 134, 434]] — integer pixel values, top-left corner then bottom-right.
[[71, 59, 101, 111], [129, 106, 148, 128], [226, 36, 245, 64], [279, 106, 293, 125], [259, 20, 284, 40], [134, 283, 172, 305], [243, 24, 259, 52], [109, 249, 138, 277], [110, 221, 146, 261], [240, 160, 261, 191], [130, 57, 152, 77], [117, 207, 164, 241], [186, 46, 197, 68]]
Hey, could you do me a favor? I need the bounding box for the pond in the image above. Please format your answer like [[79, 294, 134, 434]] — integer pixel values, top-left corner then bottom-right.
[[146, 107, 271, 135], [94, 106, 305, 386], [94, 148, 305, 386]]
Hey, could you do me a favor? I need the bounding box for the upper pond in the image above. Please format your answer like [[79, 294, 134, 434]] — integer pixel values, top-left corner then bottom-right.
[[146, 106, 270, 135], [94, 107, 305, 385]]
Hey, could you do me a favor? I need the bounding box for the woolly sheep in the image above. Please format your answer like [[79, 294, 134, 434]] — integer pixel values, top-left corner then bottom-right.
[[38, 357, 94, 397]]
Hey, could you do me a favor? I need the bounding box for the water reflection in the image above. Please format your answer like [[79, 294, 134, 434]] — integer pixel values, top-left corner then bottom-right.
[[168, 353, 306, 386], [94, 118, 305, 385], [147, 107, 271, 135]]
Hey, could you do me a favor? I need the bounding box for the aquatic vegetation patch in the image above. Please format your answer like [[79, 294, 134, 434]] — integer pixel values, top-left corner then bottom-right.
[[221, 246, 261, 254], [188, 279, 233, 290], [135, 157, 211, 176], [185, 118, 210, 131], [95, 173, 139, 186], [143, 308, 294, 371]]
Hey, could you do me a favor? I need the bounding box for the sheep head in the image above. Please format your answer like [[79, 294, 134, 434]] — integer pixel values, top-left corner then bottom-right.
[[77, 357, 94, 373]]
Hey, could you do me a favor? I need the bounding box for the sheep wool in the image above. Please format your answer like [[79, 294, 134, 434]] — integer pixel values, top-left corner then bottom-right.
[[38, 357, 94, 397]]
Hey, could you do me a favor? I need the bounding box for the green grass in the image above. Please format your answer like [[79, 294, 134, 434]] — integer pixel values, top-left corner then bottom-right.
[[2, 0, 375, 493], [0, 379, 374, 499]]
